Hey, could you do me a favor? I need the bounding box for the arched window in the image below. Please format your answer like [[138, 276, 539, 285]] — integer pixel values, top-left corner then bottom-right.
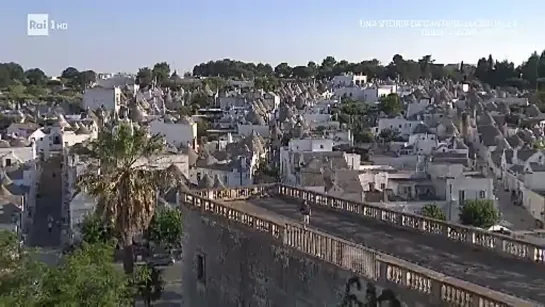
[[53, 135, 61, 145]]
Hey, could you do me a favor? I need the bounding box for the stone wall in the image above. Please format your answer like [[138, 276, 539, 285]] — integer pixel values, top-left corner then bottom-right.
[[180, 205, 432, 307]]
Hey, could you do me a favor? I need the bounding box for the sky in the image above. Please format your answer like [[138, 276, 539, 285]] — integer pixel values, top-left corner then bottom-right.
[[1, 0, 544, 76]]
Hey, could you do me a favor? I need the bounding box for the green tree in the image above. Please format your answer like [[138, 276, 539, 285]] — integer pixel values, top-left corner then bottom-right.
[[274, 62, 292, 78], [80, 213, 114, 245], [379, 93, 403, 117], [137, 67, 153, 87], [79, 70, 97, 87], [459, 199, 499, 228], [7, 83, 27, 100], [0, 230, 47, 306], [133, 264, 164, 307], [61, 66, 80, 88], [354, 129, 374, 144], [40, 243, 133, 307], [24, 68, 48, 86], [148, 207, 183, 252], [419, 204, 446, 220], [77, 123, 171, 273], [152, 62, 171, 85], [292, 65, 312, 79], [378, 129, 400, 142], [25, 85, 48, 97]]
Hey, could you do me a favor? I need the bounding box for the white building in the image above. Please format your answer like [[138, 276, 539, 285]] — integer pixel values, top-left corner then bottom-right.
[[6, 123, 44, 142], [149, 117, 198, 149], [446, 173, 495, 222], [331, 74, 367, 87], [95, 75, 139, 94], [279, 138, 361, 183], [407, 123, 437, 155], [82, 87, 122, 112], [190, 156, 255, 187], [374, 117, 421, 138], [35, 119, 98, 160]]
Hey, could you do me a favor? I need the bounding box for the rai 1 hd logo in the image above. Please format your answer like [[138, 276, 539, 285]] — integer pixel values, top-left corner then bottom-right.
[[27, 14, 68, 36]]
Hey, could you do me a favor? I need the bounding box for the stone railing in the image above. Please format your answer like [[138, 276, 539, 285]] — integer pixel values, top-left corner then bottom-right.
[[191, 184, 276, 200], [271, 184, 545, 265], [180, 189, 537, 307]]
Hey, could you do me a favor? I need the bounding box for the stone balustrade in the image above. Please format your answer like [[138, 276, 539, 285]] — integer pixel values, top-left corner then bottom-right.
[[273, 184, 545, 265], [180, 188, 537, 307], [195, 184, 545, 265]]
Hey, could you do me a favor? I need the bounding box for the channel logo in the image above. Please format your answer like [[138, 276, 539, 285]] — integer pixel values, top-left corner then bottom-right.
[[27, 14, 68, 36]]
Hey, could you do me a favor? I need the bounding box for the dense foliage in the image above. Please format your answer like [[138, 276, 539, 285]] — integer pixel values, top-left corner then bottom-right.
[[190, 52, 545, 90], [148, 207, 183, 252], [77, 123, 171, 273], [459, 199, 500, 228], [0, 230, 134, 307], [419, 204, 447, 221]]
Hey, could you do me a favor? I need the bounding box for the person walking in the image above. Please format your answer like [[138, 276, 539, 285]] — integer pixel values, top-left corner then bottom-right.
[[300, 200, 311, 229], [47, 215, 54, 235]]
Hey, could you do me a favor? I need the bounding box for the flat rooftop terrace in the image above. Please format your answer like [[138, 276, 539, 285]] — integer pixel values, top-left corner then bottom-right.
[[222, 195, 545, 303]]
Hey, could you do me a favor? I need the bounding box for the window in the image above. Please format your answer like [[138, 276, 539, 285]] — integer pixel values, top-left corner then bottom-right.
[[459, 190, 465, 203], [53, 135, 61, 145], [380, 183, 386, 190], [320, 145, 324, 149], [196, 172, 202, 181], [479, 190, 486, 199], [5, 159, 11, 167], [196, 254, 206, 283]]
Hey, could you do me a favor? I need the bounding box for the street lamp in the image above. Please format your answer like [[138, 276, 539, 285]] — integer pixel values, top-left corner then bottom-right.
[[446, 176, 455, 221]]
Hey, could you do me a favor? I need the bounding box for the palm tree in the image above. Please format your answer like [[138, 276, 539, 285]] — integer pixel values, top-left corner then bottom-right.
[[77, 123, 172, 273]]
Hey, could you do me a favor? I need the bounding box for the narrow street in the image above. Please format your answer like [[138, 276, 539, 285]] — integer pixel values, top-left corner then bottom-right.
[[30, 155, 63, 248], [493, 177, 536, 230], [478, 159, 535, 231]]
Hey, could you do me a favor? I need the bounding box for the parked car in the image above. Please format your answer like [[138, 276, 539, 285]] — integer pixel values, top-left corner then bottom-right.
[[147, 253, 175, 267]]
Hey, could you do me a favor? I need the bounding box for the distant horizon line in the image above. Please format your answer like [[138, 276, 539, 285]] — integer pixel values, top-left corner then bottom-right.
[[9, 50, 544, 76]]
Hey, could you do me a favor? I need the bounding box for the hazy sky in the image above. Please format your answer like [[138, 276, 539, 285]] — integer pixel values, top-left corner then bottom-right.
[[1, 0, 544, 76]]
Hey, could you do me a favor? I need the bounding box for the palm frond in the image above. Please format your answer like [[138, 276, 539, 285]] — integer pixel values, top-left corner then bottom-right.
[[77, 123, 168, 244]]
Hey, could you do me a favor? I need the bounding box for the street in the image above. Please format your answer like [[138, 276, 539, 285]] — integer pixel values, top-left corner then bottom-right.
[[479, 160, 537, 230], [29, 155, 63, 249], [493, 178, 536, 230]]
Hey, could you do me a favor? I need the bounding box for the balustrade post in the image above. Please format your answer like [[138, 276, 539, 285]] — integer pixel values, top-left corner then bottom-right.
[[376, 260, 387, 283], [281, 225, 287, 245], [429, 279, 443, 305]]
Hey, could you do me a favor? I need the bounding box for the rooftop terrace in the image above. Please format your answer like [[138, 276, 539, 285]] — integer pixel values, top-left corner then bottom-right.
[[181, 184, 545, 306]]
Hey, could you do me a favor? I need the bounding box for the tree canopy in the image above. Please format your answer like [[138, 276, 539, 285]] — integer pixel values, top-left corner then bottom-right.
[[459, 199, 500, 228], [148, 207, 183, 252], [379, 93, 403, 117], [419, 204, 446, 221], [0, 230, 134, 307], [188, 52, 545, 92], [77, 123, 172, 273]]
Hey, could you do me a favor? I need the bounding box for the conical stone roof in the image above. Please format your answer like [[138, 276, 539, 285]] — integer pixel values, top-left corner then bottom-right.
[[0, 184, 13, 197], [198, 173, 214, 189], [213, 175, 225, 189], [1, 174, 13, 186]]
